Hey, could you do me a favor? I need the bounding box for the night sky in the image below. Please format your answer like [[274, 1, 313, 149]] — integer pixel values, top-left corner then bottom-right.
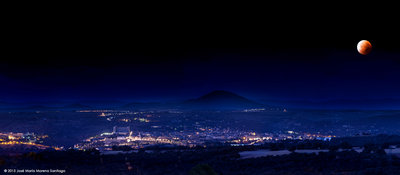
[[1, 15, 399, 102]]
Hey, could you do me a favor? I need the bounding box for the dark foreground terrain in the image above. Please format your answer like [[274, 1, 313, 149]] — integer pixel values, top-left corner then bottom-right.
[[1, 142, 400, 175]]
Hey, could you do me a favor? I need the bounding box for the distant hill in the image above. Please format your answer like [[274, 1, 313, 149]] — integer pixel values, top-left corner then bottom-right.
[[261, 98, 400, 110], [122, 102, 178, 110], [0, 91, 268, 111], [63, 103, 91, 109], [0, 103, 93, 111], [122, 90, 266, 110], [26, 105, 53, 110], [183, 90, 264, 110]]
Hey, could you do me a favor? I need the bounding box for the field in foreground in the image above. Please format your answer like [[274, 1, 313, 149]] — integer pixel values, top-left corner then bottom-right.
[[1, 144, 400, 175]]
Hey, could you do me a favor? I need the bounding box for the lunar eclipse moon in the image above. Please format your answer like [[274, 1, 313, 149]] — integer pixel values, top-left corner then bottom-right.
[[357, 40, 372, 55]]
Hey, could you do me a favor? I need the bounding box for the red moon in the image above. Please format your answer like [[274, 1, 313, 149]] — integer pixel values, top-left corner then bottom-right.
[[357, 40, 372, 55]]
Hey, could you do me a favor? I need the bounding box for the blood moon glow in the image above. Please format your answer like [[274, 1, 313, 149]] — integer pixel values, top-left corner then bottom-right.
[[357, 40, 372, 55]]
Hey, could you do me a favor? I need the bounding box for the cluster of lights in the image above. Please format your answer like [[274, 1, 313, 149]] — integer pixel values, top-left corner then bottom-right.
[[0, 132, 59, 151]]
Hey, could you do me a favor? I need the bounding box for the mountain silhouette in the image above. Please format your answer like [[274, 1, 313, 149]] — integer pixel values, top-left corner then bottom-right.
[[261, 98, 400, 110], [184, 90, 263, 110], [63, 103, 91, 109], [122, 102, 176, 110], [122, 90, 265, 110]]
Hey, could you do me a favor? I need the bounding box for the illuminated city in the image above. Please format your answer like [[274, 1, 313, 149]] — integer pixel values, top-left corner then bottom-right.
[[1, 12, 400, 174], [0, 132, 61, 151], [74, 126, 334, 151]]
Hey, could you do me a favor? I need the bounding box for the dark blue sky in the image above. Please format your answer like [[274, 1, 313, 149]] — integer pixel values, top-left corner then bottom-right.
[[1, 14, 399, 102], [1, 44, 400, 102]]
